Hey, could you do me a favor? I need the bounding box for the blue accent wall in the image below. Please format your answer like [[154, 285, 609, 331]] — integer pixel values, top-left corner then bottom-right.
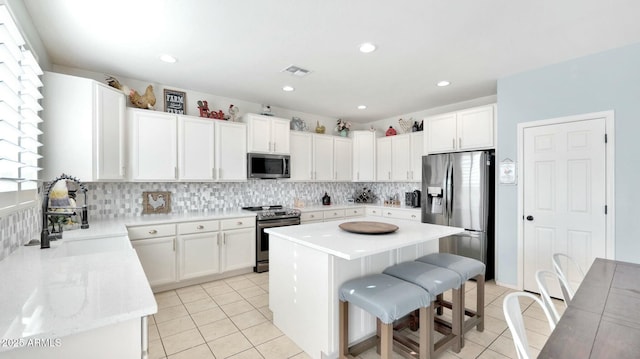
[[496, 42, 640, 285]]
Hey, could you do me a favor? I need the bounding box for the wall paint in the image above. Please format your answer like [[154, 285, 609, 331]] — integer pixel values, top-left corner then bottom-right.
[[496, 42, 640, 285]]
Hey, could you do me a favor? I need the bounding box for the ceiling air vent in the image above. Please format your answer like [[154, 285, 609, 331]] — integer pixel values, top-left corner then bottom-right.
[[282, 65, 311, 77]]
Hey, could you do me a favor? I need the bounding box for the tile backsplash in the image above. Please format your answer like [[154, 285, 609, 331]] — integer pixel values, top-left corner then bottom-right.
[[0, 206, 39, 261], [1, 180, 420, 260]]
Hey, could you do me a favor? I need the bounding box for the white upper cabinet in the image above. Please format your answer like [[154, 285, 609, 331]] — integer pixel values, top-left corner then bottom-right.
[[41, 72, 126, 181], [214, 121, 247, 181], [456, 105, 495, 150], [244, 113, 290, 154], [129, 109, 178, 181], [376, 137, 392, 181], [131, 112, 247, 181], [312, 135, 334, 181], [289, 132, 313, 180], [178, 116, 215, 181], [376, 132, 424, 182], [409, 132, 424, 182], [425, 104, 495, 153], [352, 131, 376, 181], [333, 137, 352, 181], [289, 132, 352, 181]]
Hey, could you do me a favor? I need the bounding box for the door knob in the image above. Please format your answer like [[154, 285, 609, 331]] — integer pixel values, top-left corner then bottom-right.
[[526, 215, 534, 221]]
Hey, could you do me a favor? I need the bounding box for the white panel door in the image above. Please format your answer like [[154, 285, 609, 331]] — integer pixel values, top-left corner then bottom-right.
[[426, 113, 456, 153], [523, 118, 606, 297], [313, 135, 334, 181], [178, 116, 215, 180], [457, 105, 494, 150], [410, 132, 424, 181], [352, 131, 375, 181], [95, 83, 126, 180], [391, 135, 411, 181], [129, 110, 177, 180], [179, 232, 220, 280], [246, 114, 272, 153], [221, 228, 255, 272], [270, 118, 291, 154], [376, 137, 392, 181], [215, 121, 247, 180], [131, 237, 177, 287], [290, 132, 313, 180], [333, 137, 352, 181]]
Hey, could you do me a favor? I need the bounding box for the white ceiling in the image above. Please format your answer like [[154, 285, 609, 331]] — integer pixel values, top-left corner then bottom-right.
[[22, 0, 640, 122]]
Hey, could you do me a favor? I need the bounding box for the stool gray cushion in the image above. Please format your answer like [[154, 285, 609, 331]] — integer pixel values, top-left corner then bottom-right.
[[339, 274, 432, 324], [416, 253, 485, 281], [383, 261, 461, 295]]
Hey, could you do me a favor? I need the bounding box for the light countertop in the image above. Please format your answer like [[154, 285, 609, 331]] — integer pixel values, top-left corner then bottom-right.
[[265, 216, 463, 260], [0, 209, 256, 350], [294, 203, 421, 212]]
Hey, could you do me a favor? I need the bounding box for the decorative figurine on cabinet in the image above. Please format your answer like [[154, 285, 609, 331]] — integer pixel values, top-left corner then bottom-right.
[[385, 126, 397, 136]]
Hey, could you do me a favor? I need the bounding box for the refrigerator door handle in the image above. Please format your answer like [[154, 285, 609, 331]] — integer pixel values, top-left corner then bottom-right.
[[447, 161, 454, 219]]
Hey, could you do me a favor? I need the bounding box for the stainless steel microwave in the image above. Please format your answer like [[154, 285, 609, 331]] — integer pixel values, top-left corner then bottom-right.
[[247, 153, 290, 179]]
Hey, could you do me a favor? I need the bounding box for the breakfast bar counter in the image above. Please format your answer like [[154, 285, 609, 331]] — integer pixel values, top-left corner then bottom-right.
[[266, 216, 463, 359]]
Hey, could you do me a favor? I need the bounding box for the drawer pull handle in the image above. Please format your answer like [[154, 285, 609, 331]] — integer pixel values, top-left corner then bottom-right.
[[149, 230, 158, 235], [237, 221, 243, 225], [411, 215, 416, 218], [387, 212, 392, 215], [197, 225, 205, 230]]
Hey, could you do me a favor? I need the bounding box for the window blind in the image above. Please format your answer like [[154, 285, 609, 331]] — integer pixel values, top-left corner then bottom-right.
[[0, 5, 43, 212]]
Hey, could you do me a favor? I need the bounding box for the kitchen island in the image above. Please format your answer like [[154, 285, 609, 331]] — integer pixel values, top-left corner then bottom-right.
[[266, 216, 463, 359]]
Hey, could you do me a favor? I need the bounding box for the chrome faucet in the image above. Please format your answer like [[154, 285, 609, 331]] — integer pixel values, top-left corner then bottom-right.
[[41, 174, 89, 249]]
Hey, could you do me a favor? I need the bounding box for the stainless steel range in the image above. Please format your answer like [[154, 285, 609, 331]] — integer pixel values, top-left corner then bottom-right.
[[242, 205, 301, 272]]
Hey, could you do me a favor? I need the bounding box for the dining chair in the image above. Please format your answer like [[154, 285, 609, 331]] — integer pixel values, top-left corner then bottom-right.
[[552, 253, 585, 302], [503, 292, 556, 359], [535, 270, 563, 325]]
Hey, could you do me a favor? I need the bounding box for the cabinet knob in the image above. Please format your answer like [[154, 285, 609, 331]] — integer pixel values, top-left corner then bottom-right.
[[411, 214, 416, 218], [387, 212, 392, 215], [310, 214, 315, 218], [197, 225, 205, 230], [149, 229, 158, 235], [237, 221, 243, 225]]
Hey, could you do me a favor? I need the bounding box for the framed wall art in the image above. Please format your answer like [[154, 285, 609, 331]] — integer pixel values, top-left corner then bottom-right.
[[142, 191, 171, 214], [164, 89, 186, 114]]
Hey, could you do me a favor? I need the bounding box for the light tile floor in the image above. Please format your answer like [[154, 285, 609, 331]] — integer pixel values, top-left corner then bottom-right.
[[149, 272, 563, 359]]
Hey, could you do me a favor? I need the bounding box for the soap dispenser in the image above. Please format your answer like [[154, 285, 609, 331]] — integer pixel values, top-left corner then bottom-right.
[[322, 192, 331, 205]]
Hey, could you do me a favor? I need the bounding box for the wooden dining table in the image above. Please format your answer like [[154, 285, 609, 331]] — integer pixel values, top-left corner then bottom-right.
[[539, 258, 640, 358]]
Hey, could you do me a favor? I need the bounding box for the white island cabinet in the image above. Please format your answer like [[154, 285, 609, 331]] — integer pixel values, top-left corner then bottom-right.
[[266, 217, 463, 359]]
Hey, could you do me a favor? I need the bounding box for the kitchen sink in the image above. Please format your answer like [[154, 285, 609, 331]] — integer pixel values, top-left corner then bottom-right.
[[53, 236, 132, 258]]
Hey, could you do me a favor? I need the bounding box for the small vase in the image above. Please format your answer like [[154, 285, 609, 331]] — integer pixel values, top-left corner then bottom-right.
[[340, 129, 348, 137]]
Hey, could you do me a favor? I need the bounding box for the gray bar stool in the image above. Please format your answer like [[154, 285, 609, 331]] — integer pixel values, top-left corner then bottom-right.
[[383, 261, 463, 356], [338, 273, 433, 359], [416, 253, 485, 346]]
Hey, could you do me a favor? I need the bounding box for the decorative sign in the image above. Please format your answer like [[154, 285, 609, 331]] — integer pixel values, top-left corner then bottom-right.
[[164, 89, 186, 114], [142, 191, 171, 214], [499, 158, 517, 185]]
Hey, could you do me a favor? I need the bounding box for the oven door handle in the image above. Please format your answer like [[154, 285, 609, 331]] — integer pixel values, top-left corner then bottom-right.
[[257, 218, 301, 229]]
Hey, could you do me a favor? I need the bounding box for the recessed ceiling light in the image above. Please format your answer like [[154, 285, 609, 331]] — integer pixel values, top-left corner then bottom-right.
[[160, 54, 177, 63], [437, 80, 451, 87], [282, 86, 294, 92], [357, 105, 367, 110], [359, 43, 376, 53]]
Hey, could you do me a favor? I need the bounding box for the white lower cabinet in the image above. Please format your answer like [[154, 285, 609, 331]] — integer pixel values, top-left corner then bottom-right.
[[300, 207, 365, 224], [128, 216, 255, 291], [177, 220, 220, 280], [130, 235, 177, 287], [221, 228, 255, 272], [301, 210, 323, 224]]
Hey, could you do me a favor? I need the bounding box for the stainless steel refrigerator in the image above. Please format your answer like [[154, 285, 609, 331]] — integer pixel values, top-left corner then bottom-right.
[[421, 151, 495, 279]]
